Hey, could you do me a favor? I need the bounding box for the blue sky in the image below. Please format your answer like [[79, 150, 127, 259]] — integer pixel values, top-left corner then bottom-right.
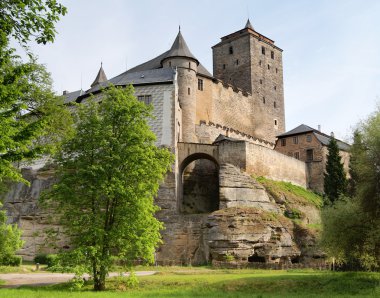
[[20, 0, 380, 141]]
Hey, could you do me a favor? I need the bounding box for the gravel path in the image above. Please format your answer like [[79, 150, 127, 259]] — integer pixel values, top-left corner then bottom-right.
[[0, 271, 156, 288]]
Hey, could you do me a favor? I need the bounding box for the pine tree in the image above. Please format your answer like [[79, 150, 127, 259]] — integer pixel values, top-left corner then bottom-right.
[[324, 137, 347, 204]]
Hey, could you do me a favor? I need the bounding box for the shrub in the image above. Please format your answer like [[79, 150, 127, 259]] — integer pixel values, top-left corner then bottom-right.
[[34, 253, 58, 267], [0, 255, 22, 266]]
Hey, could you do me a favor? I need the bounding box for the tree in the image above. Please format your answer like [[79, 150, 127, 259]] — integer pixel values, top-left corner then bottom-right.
[[0, 37, 73, 192], [321, 106, 380, 270], [323, 137, 347, 204], [42, 85, 174, 291], [0, 202, 24, 265], [0, 0, 67, 47]]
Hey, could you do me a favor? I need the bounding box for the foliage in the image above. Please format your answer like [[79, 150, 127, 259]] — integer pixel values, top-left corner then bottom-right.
[[321, 106, 380, 270], [0, 36, 73, 192], [347, 130, 363, 196], [323, 137, 347, 204], [0, 0, 67, 47], [34, 253, 58, 267], [42, 85, 174, 291], [256, 176, 323, 208], [0, 202, 24, 265]]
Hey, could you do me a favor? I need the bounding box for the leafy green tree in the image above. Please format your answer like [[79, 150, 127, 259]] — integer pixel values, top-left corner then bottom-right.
[[323, 137, 347, 204], [347, 130, 364, 197], [0, 202, 24, 265], [321, 106, 380, 270], [0, 0, 67, 47], [42, 85, 174, 291], [0, 36, 73, 192]]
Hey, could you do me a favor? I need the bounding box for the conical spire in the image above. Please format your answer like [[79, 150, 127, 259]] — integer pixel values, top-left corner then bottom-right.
[[91, 62, 108, 87], [245, 19, 254, 30], [164, 30, 198, 63]]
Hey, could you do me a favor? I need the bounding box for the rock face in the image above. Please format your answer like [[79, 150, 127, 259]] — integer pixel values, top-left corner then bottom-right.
[[219, 164, 280, 213], [2, 163, 323, 265], [203, 208, 301, 264], [2, 167, 67, 260]]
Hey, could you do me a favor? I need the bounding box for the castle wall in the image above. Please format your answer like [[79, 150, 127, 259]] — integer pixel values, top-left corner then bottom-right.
[[134, 84, 176, 147], [218, 141, 307, 188]]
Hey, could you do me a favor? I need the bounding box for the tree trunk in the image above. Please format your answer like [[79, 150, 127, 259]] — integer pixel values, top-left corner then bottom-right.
[[93, 272, 106, 291]]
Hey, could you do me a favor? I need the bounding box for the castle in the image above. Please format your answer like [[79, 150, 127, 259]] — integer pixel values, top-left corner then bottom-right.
[[4, 20, 349, 265]]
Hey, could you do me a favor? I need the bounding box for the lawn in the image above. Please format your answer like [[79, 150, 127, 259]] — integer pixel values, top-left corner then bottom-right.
[[1, 268, 379, 297]]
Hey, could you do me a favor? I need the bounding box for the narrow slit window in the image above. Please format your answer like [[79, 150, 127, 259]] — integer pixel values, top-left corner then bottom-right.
[[271, 51, 274, 59], [188, 87, 190, 95], [229, 46, 233, 54], [198, 79, 203, 91], [262, 46, 265, 55], [263, 97, 266, 104]]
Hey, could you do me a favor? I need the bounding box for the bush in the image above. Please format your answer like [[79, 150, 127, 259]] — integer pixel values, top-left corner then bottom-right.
[[0, 255, 22, 266], [34, 253, 58, 267]]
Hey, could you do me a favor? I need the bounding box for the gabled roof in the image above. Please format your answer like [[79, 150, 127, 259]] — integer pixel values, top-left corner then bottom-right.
[[83, 68, 175, 96], [277, 124, 315, 137], [277, 124, 351, 152], [63, 89, 84, 104], [91, 63, 108, 87]]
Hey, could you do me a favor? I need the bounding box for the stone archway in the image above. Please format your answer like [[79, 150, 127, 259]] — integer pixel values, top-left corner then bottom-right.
[[178, 153, 219, 214]]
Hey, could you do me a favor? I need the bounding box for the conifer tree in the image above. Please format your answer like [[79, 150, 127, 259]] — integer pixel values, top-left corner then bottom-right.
[[324, 137, 347, 204]]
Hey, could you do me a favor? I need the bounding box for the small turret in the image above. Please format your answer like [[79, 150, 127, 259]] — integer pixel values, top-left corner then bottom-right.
[[91, 62, 108, 87]]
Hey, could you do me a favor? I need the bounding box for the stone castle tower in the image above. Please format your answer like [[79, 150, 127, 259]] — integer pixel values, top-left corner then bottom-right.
[[213, 20, 285, 140], [161, 30, 199, 143]]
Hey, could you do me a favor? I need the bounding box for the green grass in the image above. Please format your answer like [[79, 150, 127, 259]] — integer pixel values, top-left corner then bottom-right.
[[256, 176, 323, 208], [1, 269, 379, 297], [0, 264, 45, 274]]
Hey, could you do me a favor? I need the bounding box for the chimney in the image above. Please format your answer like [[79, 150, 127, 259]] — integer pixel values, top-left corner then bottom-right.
[[318, 125, 321, 132], [63, 90, 69, 95], [330, 132, 335, 138]]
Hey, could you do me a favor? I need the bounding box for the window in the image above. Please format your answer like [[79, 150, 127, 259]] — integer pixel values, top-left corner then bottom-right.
[[293, 136, 298, 144], [306, 149, 314, 162], [137, 95, 152, 105], [306, 134, 312, 142], [259, 60, 262, 66], [274, 119, 278, 126], [169, 61, 171, 67], [281, 139, 286, 146], [263, 97, 266, 104], [223, 64, 226, 69], [260, 79, 263, 84], [274, 101, 277, 108], [236, 59, 239, 65], [274, 86, 277, 90], [267, 64, 270, 70], [276, 68, 278, 73], [229, 46, 233, 54], [188, 87, 190, 95], [261, 46, 265, 55], [188, 62, 191, 69], [271, 51, 274, 59], [198, 79, 203, 91], [294, 152, 300, 160]]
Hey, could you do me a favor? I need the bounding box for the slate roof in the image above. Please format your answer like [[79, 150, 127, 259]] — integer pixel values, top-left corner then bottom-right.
[[125, 32, 213, 78], [91, 63, 108, 87], [277, 124, 351, 152], [63, 89, 84, 104], [245, 19, 254, 30]]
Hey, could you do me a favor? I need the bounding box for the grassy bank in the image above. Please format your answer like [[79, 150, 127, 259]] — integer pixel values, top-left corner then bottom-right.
[[1, 269, 379, 297]]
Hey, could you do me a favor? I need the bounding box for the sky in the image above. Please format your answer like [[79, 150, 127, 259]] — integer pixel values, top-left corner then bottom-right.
[[16, 0, 380, 142]]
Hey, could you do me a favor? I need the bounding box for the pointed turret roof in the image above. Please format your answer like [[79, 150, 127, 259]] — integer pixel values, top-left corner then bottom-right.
[[91, 63, 108, 87], [163, 30, 199, 64], [245, 19, 254, 30]]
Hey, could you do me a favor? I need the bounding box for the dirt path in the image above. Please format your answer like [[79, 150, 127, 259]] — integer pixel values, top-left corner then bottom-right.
[[0, 271, 156, 288]]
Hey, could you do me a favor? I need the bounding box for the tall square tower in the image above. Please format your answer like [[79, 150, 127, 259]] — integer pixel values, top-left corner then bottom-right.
[[212, 20, 285, 139]]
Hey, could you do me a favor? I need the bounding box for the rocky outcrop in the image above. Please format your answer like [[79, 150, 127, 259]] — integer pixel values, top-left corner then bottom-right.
[[219, 164, 280, 213], [2, 167, 66, 260]]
